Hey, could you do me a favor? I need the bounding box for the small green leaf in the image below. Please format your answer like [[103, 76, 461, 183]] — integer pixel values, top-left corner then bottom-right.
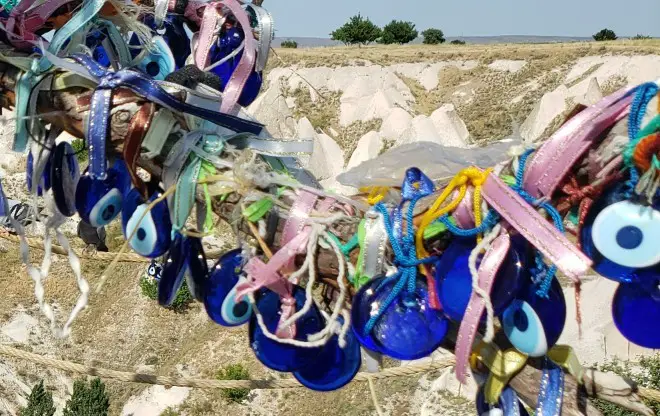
[[500, 175, 517, 187], [242, 198, 273, 222]]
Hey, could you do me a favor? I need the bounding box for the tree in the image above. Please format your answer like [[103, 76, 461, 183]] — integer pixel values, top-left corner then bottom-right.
[[379, 20, 418, 44], [63, 378, 110, 416], [280, 39, 298, 48], [593, 28, 617, 41], [21, 381, 55, 416], [422, 28, 446, 45], [330, 14, 381, 46]]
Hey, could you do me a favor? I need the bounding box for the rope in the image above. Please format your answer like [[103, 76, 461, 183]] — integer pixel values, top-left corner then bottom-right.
[[0, 343, 454, 389]]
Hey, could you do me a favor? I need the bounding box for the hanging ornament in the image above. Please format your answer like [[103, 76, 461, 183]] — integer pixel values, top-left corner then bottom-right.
[[76, 159, 131, 227], [204, 249, 253, 327], [121, 187, 172, 258]]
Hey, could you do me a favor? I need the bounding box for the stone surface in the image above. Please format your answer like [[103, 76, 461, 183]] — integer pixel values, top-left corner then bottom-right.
[[346, 131, 384, 171], [379, 108, 414, 140], [488, 59, 527, 73], [520, 84, 569, 143]]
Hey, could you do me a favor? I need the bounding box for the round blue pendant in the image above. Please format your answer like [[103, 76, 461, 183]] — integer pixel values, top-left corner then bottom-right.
[[121, 187, 172, 258], [76, 159, 131, 227], [581, 183, 660, 283], [352, 274, 449, 360], [249, 286, 324, 372], [501, 277, 566, 357], [293, 316, 361, 391], [158, 232, 188, 306], [434, 236, 526, 322], [51, 142, 80, 217], [204, 249, 253, 327], [613, 277, 660, 348]]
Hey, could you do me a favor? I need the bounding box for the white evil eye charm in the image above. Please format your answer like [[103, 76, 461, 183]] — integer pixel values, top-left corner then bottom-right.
[[121, 188, 172, 258], [592, 201, 660, 268], [136, 36, 175, 81], [501, 277, 566, 357], [204, 249, 252, 327]]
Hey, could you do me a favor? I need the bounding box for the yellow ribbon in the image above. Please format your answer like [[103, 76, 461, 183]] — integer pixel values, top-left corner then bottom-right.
[[548, 345, 584, 382], [416, 167, 493, 257], [471, 342, 528, 405], [360, 186, 390, 205]]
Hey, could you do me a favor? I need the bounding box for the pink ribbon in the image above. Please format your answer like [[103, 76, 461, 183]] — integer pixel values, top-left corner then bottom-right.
[[193, 0, 256, 116], [4, 0, 72, 50], [454, 232, 510, 383], [482, 175, 592, 281]]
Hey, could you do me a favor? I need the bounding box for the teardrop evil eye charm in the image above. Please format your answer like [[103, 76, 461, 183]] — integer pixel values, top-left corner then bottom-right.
[[435, 236, 526, 322], [580, 183, 660, 283], [76, 159, 131, 227], [352, 274, 449, 360], [249, 286, 324, 372], [501, 277, 566, 357], [185, 236, 208, 302], [204, 249, 253, 327], [26, 150, 51, 196], [147, 259, 164, 281], [121, 187, 172, 258], [612, 277, 660, 348], [293, 316, 361, 392], [475, 385, 529, 416], [158, 233, 187, 306], [51, 142, 80, 217], [136, 36, 176, 81]]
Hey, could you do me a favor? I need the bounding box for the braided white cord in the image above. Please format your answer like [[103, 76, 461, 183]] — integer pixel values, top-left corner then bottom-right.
[[467, 223, 502, 343]]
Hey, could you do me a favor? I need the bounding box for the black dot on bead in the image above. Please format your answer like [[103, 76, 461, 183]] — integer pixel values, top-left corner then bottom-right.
[[146, 61, 161, 77], [233, 301, 249, 318], [137, 228, 147, 241], [102, 205, 116, 221], [514, 308, 528, 332]]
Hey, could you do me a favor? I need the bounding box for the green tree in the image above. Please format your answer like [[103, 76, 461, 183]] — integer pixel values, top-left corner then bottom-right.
[[422, 28, 446, 45], [330, 14, 381, 46], [63, 378, 110, 416], [379, 20, 418, 44], [593, 28, 617, 41], [20, 381, 55, 416], [280, 39, 298, 48]]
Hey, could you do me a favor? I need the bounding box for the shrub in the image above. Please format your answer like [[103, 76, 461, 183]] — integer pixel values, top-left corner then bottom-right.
[[71, 138, 87, 165], [379, 20, 418, 45], [631, 34, 651, 40], [593, 28, 617, 41], [330, 14, 381, 46], [63, 378, 110, 416], [139, 275, 192, 312], [422, 28, 446, 45], [20, 380, 55, 416], [450, 39, 466, 45], [280, 39, 298, 48], [591, 355, 660, 415], [216, 364, 250, 403]]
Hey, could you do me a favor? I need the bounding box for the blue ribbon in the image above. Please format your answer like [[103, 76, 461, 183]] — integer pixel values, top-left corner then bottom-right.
[[0, 178, 7, 217], [535, 358, 564, 416], [68, 54, 264, 179]]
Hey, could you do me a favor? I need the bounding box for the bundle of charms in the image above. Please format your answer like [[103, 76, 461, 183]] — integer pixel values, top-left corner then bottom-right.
[[0, 0, 658, 414]]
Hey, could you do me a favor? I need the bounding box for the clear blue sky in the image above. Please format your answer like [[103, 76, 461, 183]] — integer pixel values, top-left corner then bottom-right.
[[266, 0, 660, 38]]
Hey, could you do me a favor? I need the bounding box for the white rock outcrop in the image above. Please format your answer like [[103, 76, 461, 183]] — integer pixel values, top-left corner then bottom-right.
[[346, 131, 383, 171], [297, 118, 344, 181], [488, 59, 527, 73], [379, 108, 413, 140], [520, 84, 569, 143]]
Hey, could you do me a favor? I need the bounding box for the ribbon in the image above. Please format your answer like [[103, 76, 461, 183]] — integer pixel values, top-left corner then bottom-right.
[[226, 133, 313, 157], [472, 341, 528, 405], [353, 210, 388, 288], [244, 3, 274, 72], [4, 0, 74, 50], [455, 231, 510, 384], [535, 358, 565, 416]]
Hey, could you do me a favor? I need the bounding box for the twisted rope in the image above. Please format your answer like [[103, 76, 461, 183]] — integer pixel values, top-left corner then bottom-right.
[[0, 343, 453, 389]]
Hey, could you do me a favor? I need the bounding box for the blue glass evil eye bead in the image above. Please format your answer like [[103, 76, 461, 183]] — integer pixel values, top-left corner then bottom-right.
[[352, 274, 449, 360], [158, 232, 188, 306], [147, 259, 163, 281], [475, 385, 529, 416], [135, 36, 176, 81], [184, 236, 208, 302], [351, 277, 384, 353], [76, 159, 131, 227], [612, 277, 660, 348], [293, 316, 361, 392], [581, 183, 660, 283], [131, 15, 190, 69], [121, 188, 172, 258], [435, 236, 526, 322], [501, 277, 566, 357], [204, 249, 253, 327], [26, 150, 51, 196], [51, 142, 80, 217], [249, 286, 324, 372]]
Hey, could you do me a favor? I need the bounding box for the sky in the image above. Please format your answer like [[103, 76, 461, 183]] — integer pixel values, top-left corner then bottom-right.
[[265, 0, 660, 38]]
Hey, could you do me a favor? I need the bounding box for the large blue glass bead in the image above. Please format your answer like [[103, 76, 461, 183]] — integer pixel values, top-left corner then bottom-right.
[[204, 249, 253, 327], [135, 36, 176, 81], [435, 236, 526, 322], [51, 142, 80, 217], [475, 385, 529, 415], [121, 188, 172, 258], [158, 232, 188, 306], [75, 159, 131, 227], [130, 15, 190, 69], [612, 276, 660, 348], [352, 274, 449, 360], [293, 316, 361, 391], [351, 277, 384, 353], [581, 183, 660, 283], [501, 277, 566, 357], [249, 286, 324, 372], [185, 236, 208, 302]]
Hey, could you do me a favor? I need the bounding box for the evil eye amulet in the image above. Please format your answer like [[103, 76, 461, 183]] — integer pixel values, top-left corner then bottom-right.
[[612, 277, 660, 348], [249, 286, 324, 372], [204, 249, 252, 327], [435, 236, 526, 322], [121, 188, 172, 258], [185, 236, 208, 302], [158, 232, 188, 306], [501, 277, 566, 357], [293, 315, 361, 391], [26, 150, 51, 196], [581, 184, 660, 283], [51, 142, 80, 217], [351, 274, 449, 360], [147, 259, 163, 281], [135, 36, 176, 81], [76, 159, 131, 227]]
